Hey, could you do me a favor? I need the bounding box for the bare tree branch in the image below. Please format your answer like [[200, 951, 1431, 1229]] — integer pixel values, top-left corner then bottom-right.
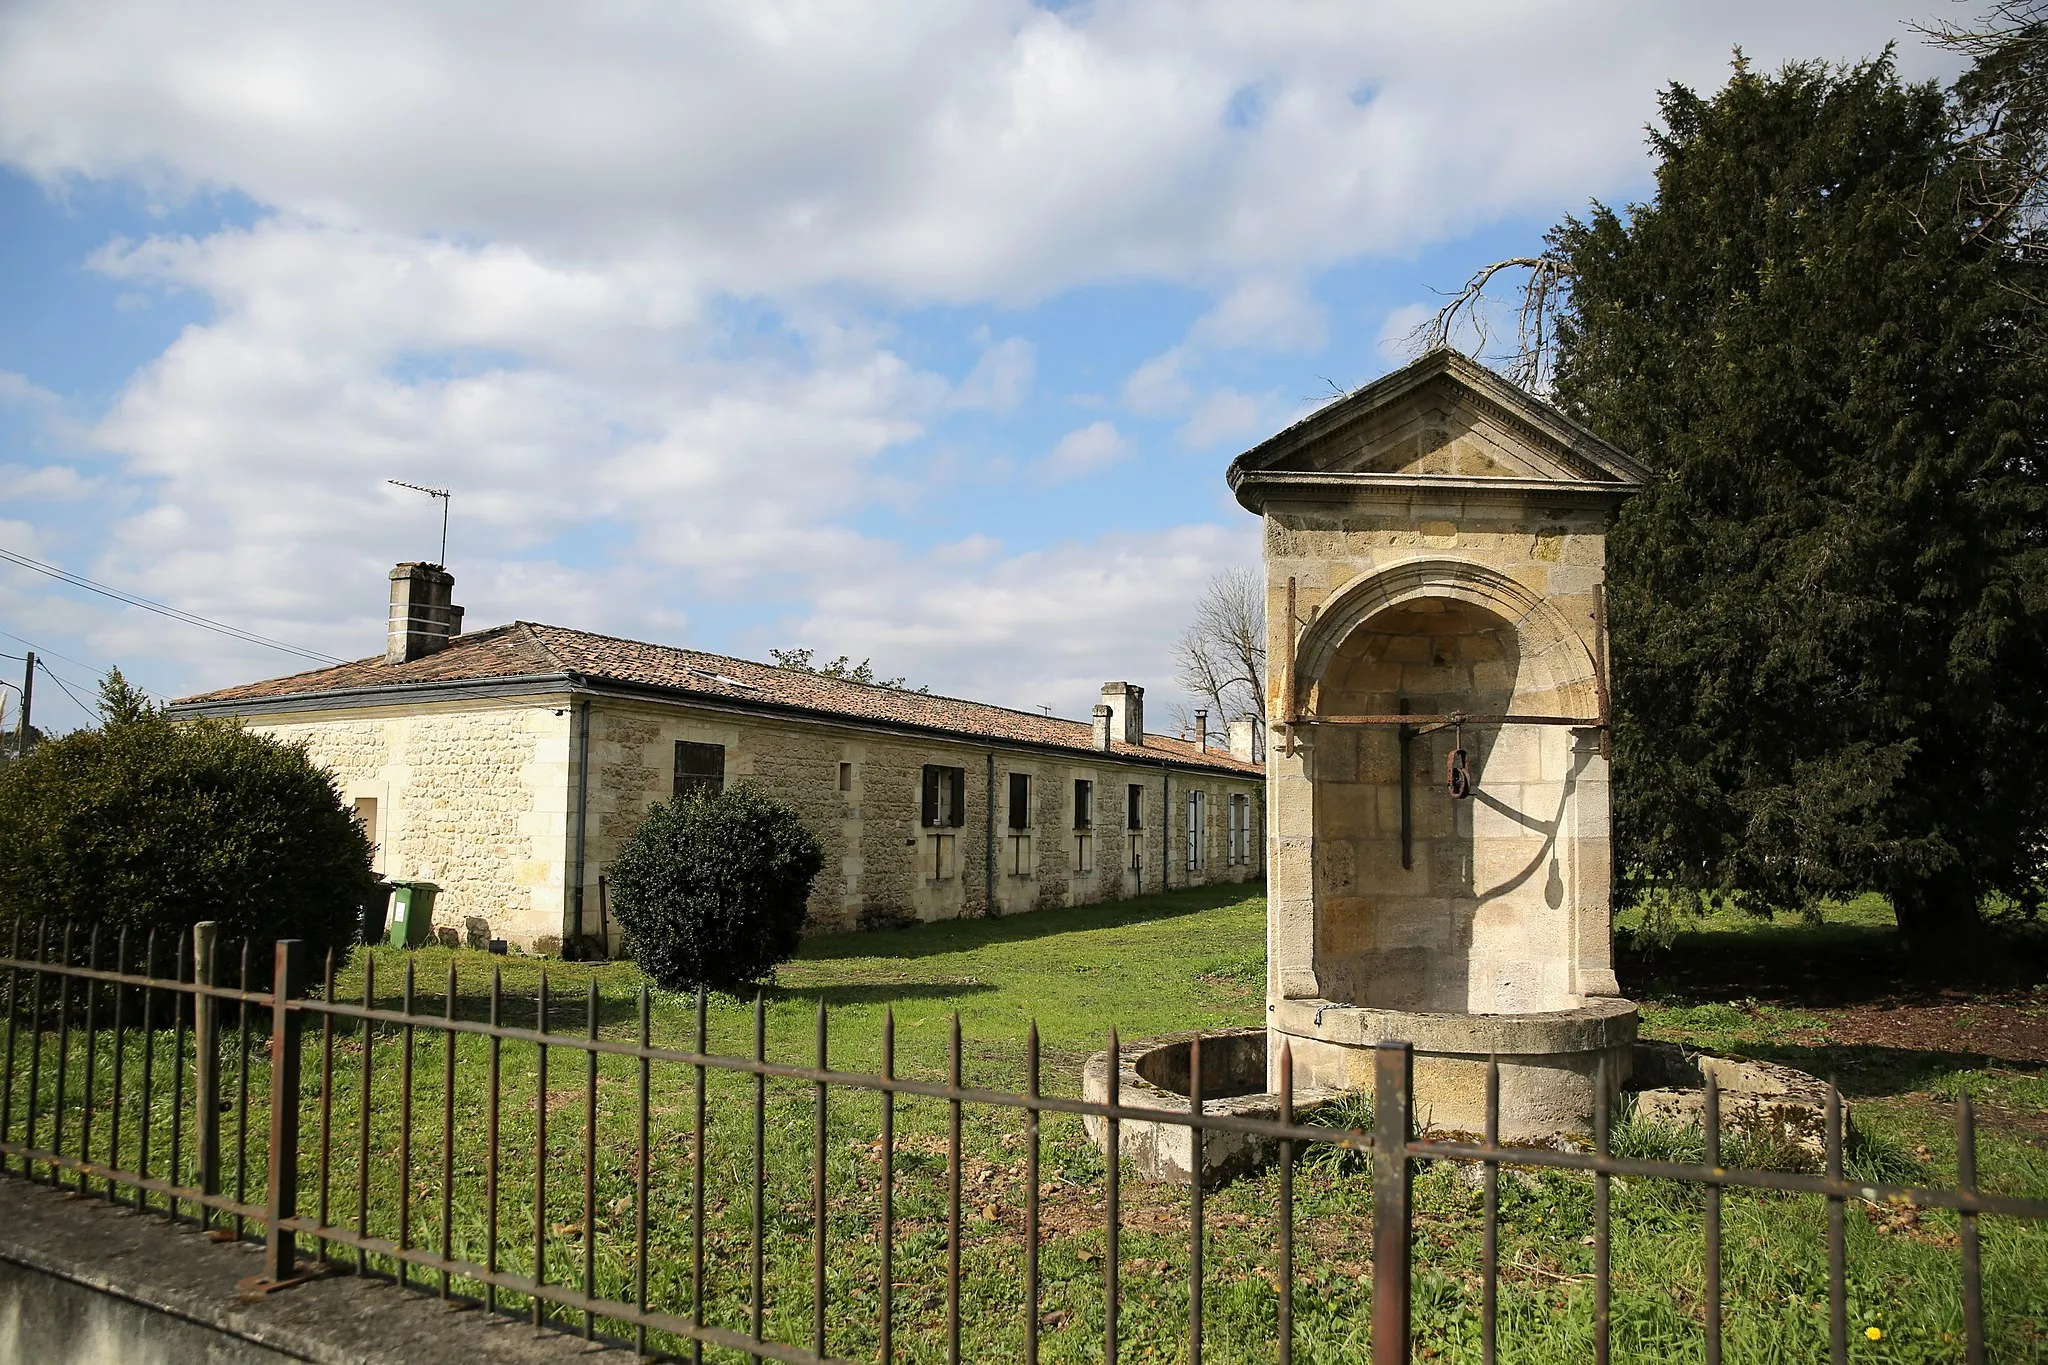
[[1173, 566, 1266, 756], [1916, 0, 2048, 268], [1405, 255, 1575, 392]]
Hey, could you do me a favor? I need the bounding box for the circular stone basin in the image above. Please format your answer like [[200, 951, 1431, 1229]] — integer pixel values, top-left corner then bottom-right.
[[1082, 1029, 1339, 1189]]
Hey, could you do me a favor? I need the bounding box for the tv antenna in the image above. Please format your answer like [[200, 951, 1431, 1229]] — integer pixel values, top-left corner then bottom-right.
[[388, 481, 451, 566]]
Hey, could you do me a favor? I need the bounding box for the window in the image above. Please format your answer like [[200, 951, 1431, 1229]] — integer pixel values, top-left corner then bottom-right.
[[1126, 783, 1144, 830], [352, 797, 380, 866], [1186, 789, 1207, 871], [1228, 793, 1251, 865], [1074, 830, 1094, 874], [921, 764, 966, 828], [1008, 772, 1031, 830], [674, 742, 725, 800], [838, 762, 853, 793], [1073, 779, 1093, 831]]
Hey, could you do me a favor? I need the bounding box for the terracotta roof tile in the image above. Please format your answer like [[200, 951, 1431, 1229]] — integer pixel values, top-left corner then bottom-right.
[[175, 622, 1262, 777]]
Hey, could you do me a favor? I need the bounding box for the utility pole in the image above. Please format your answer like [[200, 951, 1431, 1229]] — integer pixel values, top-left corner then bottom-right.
[[17, 652, 33, 758]]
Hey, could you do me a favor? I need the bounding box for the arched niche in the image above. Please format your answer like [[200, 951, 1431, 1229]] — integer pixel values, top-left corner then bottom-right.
[[1297, 559, 1604, 1014]]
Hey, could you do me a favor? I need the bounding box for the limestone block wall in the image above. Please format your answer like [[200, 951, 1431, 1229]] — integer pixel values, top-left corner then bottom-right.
[[1264, 492, 1616, 1011], [245, 697, 575, 949], [579, 698, 1263, 940]]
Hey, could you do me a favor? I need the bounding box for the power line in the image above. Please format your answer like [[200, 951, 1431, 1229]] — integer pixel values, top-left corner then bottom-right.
[[0, 547, 346, 665], [0, 628, 168, 702], [33, 660, 96, 725]]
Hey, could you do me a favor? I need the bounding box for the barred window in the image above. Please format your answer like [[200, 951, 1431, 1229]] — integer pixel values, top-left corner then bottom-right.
[[674, 741, 725, 800]]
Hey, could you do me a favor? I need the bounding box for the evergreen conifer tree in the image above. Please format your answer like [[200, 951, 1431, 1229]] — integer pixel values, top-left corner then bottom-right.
[[1548, 54, 2048, 953]]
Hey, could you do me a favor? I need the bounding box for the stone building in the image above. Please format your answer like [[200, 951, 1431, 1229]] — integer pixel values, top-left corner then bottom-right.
[[1229, 347, 1646, 1140], [171, 564, 1263, 953]]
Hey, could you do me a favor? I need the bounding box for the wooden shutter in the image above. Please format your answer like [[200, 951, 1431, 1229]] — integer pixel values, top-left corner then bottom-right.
[[947, 766, 966, 827]]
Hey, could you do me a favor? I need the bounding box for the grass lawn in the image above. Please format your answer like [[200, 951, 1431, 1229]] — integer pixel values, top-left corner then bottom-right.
[[6, 883, 2046, 1362]]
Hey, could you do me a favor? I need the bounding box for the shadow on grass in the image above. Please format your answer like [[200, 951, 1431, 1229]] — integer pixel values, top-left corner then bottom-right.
[[1618, 915, 2048, 1009], [770, 980, 998, 1008], [794, 880, 1264, 963], [1732, 1041, 2048, 1099]]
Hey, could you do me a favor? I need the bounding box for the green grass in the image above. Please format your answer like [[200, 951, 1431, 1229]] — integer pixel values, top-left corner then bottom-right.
[[5, 884, 2047, 1362]]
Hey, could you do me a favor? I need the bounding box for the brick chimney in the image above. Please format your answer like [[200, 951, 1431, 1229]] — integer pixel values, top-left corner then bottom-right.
[[1228, 717, 1258, 763], [386, 562, 464, 664], [1099, 682, 1145, 745], [1193, 708, 1209, 751], [1091, 704, 1114, 751]]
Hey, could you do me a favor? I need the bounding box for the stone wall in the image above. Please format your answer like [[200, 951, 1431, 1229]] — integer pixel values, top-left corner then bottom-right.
[[245, 693, 1258, 953], [580, 698, 1263, 941], [247, 697, 575, 949]]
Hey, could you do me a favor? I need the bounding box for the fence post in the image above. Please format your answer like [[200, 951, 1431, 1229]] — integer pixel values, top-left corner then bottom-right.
[[263, 940, 305, 1284], [1372, 1041, 1413, 1365], [192, 922, 220, 1229]]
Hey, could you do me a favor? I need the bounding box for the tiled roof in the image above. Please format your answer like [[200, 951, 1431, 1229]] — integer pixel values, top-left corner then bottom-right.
[[175, 621, 1262, 776]]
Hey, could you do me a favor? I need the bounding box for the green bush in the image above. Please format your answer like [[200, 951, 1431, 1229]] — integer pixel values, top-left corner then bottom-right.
[[607, 783, 823, 995], [0, 694, 377, 976]]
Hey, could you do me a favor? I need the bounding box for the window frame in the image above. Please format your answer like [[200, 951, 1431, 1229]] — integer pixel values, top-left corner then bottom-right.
[[1073, 778, 1093, 831], [921, 763, 966, 829], [673, 740, 727, 801]]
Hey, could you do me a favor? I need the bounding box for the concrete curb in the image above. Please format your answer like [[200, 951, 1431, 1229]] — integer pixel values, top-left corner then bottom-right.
[[0, 1178, 625, 1363]]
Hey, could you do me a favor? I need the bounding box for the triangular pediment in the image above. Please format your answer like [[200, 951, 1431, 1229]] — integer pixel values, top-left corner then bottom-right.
[[1227, 349, 1648, 506]]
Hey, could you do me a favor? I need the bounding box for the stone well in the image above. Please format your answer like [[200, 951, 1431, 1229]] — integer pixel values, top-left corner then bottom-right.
[[1227, 349, 1653, 1144], [1082, 1030, 1339, 1188]]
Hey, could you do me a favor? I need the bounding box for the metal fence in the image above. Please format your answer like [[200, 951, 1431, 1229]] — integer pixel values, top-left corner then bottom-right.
[[1, 921, 2044, 1364]]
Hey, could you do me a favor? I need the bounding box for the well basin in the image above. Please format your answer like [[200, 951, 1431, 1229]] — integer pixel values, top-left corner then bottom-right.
[[1082, 1029, 1338, 1189]]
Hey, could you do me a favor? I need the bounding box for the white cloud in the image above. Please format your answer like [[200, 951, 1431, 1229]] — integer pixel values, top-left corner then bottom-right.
[[1376, 302, 1433, 361], [0, 2, 1957, 304], [1178, 388, 1268, 448], [1043, 420, 1130, 479], [775, 520, 1261, 718], [0, 463, 102, 500], [952, 336, 1035, 412]]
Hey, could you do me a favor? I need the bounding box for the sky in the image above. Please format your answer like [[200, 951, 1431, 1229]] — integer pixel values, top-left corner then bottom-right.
[[0, 1, 1970, 734]]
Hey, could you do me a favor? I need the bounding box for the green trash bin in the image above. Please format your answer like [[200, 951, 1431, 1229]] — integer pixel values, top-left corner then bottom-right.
[[386, 880, 441, 949]]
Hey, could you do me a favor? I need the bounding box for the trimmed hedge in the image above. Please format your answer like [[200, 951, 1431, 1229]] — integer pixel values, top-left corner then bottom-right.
[[607, 783, 823, 995], [0, 710, 378, 974]]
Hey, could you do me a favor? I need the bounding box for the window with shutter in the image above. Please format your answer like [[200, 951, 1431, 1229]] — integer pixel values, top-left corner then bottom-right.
[[1073, 779, 1093, 830], [923, 764, 966, 828], [1126, 784, 1143, 830], [1008, 772, 1030, 830], [674, 742, 725, 800]]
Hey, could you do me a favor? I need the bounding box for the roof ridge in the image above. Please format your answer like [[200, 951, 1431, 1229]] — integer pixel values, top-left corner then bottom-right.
[[520, 620, 1102, 727], [509, 620, 574, 673]]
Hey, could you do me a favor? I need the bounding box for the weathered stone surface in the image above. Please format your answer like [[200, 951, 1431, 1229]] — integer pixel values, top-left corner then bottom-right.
[[1629, 1040, 1842, 1159], [255, 697, 1262, 951], [1234, 351, 1647, 1144], [1083, 1030, 1339, 1188]]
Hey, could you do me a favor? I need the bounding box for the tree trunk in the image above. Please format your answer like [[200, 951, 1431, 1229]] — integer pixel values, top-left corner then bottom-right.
[[1889, 867, 1984, 970]]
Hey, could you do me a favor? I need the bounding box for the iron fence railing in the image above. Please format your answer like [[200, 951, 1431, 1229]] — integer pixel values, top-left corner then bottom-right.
[[1, 920, 2043, 1364]]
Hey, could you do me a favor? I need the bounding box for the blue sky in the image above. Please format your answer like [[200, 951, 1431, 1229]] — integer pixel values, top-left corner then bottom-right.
[[0, 1, 1963, 733]]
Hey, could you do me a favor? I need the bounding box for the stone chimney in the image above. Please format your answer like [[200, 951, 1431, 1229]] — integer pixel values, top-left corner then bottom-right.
[[1091, 704, 1114, 751], [1228, 717, 1258, 763], [1194, 708, 1209, 751], [1099, 682, 1145, 745], [386, 562, 464, 664]]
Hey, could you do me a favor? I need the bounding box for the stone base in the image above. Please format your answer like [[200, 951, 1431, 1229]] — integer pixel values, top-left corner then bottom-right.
[[1268, 996, 1639, 1143], [1081, 1029, 1340, 1189], [1629, 1040, 1842, 1161]]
